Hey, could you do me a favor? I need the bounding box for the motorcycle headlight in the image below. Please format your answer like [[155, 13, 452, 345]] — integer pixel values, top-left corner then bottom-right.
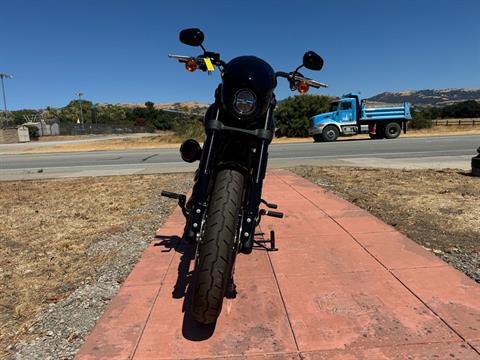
[[233, 89, 256, 116]]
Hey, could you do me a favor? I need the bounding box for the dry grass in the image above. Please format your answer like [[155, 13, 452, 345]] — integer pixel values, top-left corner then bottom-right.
[[36, 134, 112, 142], [0, 174, 191, 356], [8, 134, 181, 154], [406, 126, 480, 137]]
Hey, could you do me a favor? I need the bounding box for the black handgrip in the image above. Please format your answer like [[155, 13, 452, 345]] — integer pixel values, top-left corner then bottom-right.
[[161, 190, 180, 199], [266, 210, 284, 218]]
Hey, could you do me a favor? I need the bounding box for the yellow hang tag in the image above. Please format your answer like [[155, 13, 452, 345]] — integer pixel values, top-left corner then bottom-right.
[[204, 57, 215, 71]]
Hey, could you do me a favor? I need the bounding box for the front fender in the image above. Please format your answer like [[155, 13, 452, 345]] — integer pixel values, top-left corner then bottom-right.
[[309, 122, 342, 135]]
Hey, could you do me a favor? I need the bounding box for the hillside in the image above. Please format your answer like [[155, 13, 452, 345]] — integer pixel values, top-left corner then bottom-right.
[[367, 88, 480, 107]]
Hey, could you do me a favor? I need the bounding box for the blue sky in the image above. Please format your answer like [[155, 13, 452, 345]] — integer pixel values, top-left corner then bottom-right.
[[1, 0, 479, 110]]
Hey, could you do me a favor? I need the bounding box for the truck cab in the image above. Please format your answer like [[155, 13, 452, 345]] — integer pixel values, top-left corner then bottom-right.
[[309, 93, 411, 142]]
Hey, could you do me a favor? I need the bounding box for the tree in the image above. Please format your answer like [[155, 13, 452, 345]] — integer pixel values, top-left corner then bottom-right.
[[96, 104, 128, 124], [274, 95, 331, 137], [410, 107, 433, 129], [10, 109, 40, 125], [59, 99, 93, 123]]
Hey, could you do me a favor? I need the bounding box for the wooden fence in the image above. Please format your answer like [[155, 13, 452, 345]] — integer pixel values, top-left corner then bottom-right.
[[433, 118, 480, 126]]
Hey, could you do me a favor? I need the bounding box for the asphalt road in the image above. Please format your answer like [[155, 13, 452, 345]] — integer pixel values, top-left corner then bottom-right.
[[1, 135, 478, 180]]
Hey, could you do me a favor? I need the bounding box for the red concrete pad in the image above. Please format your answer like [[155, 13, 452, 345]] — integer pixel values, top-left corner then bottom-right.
[[333, 215, 396, 234], [393, 267, 480, 341], [300, 342, 480, 359], [162, 206, 187, 225], [275, 270, 459, 352], [312, 195, 362, 213], [268, 233, 382, 276], [325, 209, 371, 218], [132, 276, 297, 359], [262, 178, 301, 195], [262, 215, 347, 237], [232, 250, 274, 280], [266, 171, 360, 212], [353, 232, 447, 270], [190, 354, 301, 359], [274, 199, 327, 217], [268, 169, 326, 193], [121, 244, 176, 287], [75, 284, 161, 360], [470, 340, 480, 353]]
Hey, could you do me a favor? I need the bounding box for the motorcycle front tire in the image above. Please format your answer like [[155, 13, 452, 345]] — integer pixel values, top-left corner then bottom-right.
[[191, 169, 244, 324]]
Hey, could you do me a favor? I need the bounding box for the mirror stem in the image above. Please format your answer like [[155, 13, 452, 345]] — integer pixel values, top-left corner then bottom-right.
[[294, 64, 304, 74]]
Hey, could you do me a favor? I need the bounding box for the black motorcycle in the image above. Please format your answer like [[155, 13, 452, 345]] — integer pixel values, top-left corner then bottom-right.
[[162, 28, 326, 324]]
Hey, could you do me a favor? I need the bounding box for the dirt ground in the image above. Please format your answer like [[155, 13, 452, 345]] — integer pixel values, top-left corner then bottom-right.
[[291, 166, 480, 283], [0, 174, 192, 358], [4, 125, 480, 155]]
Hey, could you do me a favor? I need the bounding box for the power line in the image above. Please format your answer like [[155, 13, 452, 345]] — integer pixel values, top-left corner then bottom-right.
[[76, 92, 84, 131]]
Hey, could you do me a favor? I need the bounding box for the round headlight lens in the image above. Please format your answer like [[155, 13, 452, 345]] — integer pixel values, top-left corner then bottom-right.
[[233, 89, 256, 116]]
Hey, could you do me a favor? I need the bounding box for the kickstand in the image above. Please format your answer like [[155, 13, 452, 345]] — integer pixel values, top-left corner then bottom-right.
[[225, 277, 237, 299], [253, 230, 278, 251]]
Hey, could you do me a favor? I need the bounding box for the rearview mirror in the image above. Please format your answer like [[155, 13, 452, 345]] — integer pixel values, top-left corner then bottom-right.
[[179, 28, 204, 47], [303, 51, 323, 71]]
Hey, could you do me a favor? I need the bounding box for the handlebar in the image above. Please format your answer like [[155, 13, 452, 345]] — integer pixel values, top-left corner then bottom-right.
[[276, 71, 328, 88], [168, 54, 193, 63], [169, 54, 328, 89], [168, 53, 225, 68]]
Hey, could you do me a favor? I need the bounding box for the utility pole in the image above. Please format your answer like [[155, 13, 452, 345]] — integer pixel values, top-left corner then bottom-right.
[[76, 92, 84, 131], [0, 73, 12, 128]]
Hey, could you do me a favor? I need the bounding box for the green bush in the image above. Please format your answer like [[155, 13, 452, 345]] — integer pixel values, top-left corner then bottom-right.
[[172, 118, 205, 140], [410, 108, 433, 129], [274, 95, 331, 137]]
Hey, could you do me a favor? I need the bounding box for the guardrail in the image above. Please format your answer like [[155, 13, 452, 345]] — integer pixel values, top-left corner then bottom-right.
[[433, 118, 480, 126]]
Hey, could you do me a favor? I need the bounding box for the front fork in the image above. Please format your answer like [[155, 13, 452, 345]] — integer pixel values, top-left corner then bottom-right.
[[239, 137, 269, 254], [183, 129, 217, 243]]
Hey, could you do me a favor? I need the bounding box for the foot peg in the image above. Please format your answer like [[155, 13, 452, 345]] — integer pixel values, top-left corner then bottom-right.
[[161, 190, 186, 201], [260, 209, 284, 218], [261, 199, 278, 209], [161, 190, 188, 218]]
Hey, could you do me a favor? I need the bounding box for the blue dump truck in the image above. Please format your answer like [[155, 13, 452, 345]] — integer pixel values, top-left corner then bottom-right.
[[308, 93, 412, 142]]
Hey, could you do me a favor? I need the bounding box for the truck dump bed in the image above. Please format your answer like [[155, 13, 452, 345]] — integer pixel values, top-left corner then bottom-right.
[[362, 103, 411, 121]]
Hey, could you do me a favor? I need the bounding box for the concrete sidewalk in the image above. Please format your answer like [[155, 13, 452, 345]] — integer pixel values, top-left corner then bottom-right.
[[76, 169, 480, 359]]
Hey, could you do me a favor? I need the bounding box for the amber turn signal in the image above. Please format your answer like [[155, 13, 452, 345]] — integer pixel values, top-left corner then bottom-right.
[[185, 59, 197, 72], [298, 81, 309, 94]]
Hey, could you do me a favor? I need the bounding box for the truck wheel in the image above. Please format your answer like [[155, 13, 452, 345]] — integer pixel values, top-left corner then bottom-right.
[[384, 122, 401, 139], [191, 169, 244, 324], [373, 124, 386, 139], [321, 126, 339, 142], [313, 135, 323, 142]]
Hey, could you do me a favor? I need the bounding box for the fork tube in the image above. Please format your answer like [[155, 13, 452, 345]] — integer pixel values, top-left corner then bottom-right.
[[184, 110, 219, 242], [240, 108, 272, 253]]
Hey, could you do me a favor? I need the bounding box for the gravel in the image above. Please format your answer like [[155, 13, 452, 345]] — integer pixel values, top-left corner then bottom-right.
[[9, 175, 192, 359]]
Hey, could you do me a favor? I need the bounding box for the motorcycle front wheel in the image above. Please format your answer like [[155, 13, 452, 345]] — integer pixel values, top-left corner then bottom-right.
[[191, 169, 244, 324]]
